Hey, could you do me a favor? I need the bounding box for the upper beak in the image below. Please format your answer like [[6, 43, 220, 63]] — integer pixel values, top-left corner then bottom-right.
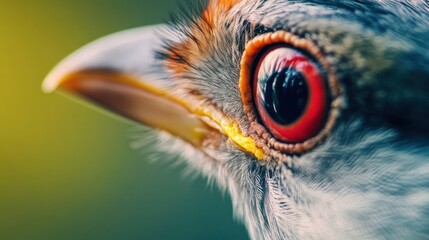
[[43, 25, 264, 160]]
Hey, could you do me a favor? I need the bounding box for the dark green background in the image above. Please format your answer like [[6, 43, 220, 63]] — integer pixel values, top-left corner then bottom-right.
[[0, 1, 248, 239]]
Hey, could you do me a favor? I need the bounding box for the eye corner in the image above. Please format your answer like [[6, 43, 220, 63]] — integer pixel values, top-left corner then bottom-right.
[[239, 30, 342, 158]]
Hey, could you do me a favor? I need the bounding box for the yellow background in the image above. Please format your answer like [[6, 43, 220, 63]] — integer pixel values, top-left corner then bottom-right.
[[0, 1, 247, 239]]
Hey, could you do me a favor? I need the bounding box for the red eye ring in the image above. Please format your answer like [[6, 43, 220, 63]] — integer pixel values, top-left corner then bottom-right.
[[253, 45, 328, 143], [239, 31, 342, 155]]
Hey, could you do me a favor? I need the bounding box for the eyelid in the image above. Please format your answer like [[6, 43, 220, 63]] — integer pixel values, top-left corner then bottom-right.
[[239, 31, 343, 157]]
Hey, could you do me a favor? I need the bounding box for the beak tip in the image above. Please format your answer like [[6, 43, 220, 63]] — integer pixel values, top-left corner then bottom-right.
[[42, 73, 60, 93], [42, 78, 54, 93], [42, 61, 72, 93]]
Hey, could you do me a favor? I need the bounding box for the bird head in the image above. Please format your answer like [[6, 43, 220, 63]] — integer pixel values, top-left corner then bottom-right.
[[43, 0, 429, 239]]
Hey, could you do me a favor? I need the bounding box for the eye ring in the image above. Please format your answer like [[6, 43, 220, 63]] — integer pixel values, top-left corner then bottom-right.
[[253, 45, 329, 143], [239, 31, 342, 156]]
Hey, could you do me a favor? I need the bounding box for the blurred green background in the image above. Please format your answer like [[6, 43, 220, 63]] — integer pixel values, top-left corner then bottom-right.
[[0, 1, 248, 239]]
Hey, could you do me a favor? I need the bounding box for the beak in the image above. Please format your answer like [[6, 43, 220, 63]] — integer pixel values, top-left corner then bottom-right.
[[43, 25, 264, 160], [43, 25, 213, 148]]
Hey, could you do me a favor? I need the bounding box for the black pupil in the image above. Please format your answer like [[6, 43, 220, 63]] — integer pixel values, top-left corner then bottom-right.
[[259, 67, 309, 125]]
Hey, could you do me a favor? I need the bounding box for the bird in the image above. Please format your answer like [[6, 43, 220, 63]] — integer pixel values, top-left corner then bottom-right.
[[43, 0, 429, 239]]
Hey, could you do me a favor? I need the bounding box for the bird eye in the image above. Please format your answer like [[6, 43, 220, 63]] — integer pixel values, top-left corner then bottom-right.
[[239, 31, 341, 154], [253, 45, 328, 143]]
